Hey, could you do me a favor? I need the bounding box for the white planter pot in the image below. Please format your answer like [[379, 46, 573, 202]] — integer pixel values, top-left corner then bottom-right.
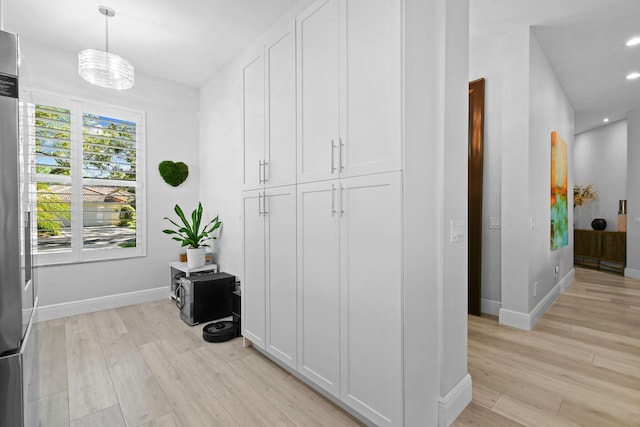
[[186, 247, 206, 268]]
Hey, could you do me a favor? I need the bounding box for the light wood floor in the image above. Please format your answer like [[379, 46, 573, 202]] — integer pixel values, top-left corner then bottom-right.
[[35, 299, 363, 426], [454, 267, 640, 427], [37, 267, 640, 426]]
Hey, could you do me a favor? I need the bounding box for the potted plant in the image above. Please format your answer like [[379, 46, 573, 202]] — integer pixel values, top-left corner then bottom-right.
[[163, 202, 221, 267]]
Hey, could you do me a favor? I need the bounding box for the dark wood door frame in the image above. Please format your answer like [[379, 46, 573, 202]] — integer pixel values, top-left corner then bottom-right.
[[468, 78, 485, 316]]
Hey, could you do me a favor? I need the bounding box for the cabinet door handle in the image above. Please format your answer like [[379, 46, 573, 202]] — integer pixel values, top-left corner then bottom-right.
[[331, 184, 336, 216], [330, 140, 336, 174], [340, 184, 345, 217], [339, 138, 344, 173], [258, 192, 263, 216], [258, 159, 264, 184], [263, 193, 269, 215], [263, 160, 269, 183]]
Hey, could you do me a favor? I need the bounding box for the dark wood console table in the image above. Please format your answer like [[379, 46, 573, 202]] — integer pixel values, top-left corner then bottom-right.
[[574, 230, 626, 275]]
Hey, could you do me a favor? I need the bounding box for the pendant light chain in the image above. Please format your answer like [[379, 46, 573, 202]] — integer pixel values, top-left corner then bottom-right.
[[105, 11, 109, 53]]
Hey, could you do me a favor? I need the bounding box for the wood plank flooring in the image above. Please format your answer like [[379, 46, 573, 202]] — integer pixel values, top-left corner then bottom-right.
[[37, 267, 640, 426], [36, 299, 363, 426], [454, 267, 640, 427]]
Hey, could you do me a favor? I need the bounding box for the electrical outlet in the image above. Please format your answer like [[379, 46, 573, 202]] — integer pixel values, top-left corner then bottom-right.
[[489, 217, 501, 229], [534, 281, 538, 297], [530, 217, 535, 231]]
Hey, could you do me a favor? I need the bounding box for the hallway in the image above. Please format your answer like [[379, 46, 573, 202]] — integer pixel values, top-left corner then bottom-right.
[[454, 268, 640, 426]]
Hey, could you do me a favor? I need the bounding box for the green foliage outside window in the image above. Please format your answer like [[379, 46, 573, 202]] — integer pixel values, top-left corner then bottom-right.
[[36, 183, 70, 236]]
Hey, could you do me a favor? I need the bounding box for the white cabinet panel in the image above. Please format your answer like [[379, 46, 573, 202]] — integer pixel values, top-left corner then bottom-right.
[[297, 180, 341, 396], [240, 1, 404, 423], [242, 52, 265, 191], [340, 172, 402, 426], [297, 0, 341, 183], [266, 24, 297, 188], [241, 190, 266, 348], [343, 0, 401, 177], [265, 185, 297, 368], [297, 0, 401, 183]]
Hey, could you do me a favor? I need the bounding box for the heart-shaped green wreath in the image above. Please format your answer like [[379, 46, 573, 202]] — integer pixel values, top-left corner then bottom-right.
[[158, 160, 189, 187]]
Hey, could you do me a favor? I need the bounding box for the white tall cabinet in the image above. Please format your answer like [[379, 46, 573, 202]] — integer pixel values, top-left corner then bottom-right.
[[242, 24, 297, 191], [297, 173, 402, 425], [297, 0, 340, 183], [241, 50, 265, 191], [241, 185, 297, 363], [241, 22, 298, 362], [241, 190, 265, 348], [242, 0, 403, 425], [297, 180, 341, 396], [266, 23, 297, 188], [264, 185, 297, 368], [297, 0, 401, 184]]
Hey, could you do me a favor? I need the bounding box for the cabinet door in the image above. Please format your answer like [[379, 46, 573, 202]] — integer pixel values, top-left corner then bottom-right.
[[297, 0, 341, 183], [266, 24, 296, 188], [342, 0, 401, 178], [241, 190, 266, 348], [242, 50, 265, 191], [265, 185, 297, 368], [297, 180, 341, 396], [339, 172, 403, 426], [600, 232, 626, 263]]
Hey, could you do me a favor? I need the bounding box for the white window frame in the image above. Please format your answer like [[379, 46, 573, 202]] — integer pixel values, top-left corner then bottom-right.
[[23, 90, 146, 266]]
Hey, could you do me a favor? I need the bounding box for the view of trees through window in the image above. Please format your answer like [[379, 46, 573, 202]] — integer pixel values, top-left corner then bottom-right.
[[31, 103, 138, 255]]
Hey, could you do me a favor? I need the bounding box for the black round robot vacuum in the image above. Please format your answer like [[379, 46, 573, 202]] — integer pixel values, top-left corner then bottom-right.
[[202, 321, 237, 343]]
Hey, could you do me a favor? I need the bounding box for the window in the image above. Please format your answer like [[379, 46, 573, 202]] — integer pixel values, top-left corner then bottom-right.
[[23, 91, 145, 265]]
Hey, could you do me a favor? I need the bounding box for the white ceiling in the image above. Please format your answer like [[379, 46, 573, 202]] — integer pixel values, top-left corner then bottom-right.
[[2, 0, 301, 88], [4, 0, 639, 134], [471, 0, 640, 134]]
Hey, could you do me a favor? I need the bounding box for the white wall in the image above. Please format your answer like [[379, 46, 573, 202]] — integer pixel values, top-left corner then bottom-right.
[[470, 28, 575, 328], [574, 120, 627, 230], [439, 0, 470, 410], [19, 39, 200, 309], [528, 32, 575, 313], [198, 53, 243, 276], [499, 26, 532, 317], [626, 110, 640, 278], [469, 35, 502, 310]]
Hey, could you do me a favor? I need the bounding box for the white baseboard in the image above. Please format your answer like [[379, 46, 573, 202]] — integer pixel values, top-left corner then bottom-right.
[[37, 286, 170, 322], [498, 308, 531, 330], [625, 268, 640, 280], [499, 269, 574, 331], [559, 268, 575, 292], [438, 374, 472, 427], [480, 299, 501, 316]]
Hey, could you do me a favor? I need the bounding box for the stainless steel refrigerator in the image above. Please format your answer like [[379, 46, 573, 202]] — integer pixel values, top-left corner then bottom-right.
[[0, 29, 39, 426]]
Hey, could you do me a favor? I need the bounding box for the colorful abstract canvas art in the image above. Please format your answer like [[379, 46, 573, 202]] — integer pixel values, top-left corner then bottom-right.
[[550, 131, 568, 250]]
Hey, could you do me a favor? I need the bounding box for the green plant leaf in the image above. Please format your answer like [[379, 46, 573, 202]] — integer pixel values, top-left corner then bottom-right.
[[163, 202, 222, 249]]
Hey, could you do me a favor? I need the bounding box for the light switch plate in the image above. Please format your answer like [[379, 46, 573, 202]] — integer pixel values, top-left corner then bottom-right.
[[450, 220, 465, 243]]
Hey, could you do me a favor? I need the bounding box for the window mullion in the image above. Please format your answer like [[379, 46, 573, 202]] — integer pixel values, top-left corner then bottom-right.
[[70, 102, 84, 261]]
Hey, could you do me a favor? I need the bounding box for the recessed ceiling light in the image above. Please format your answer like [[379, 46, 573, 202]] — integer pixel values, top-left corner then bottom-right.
[[626, 71, 640, 80], [626, 37, 640, 47], [603, 118, 610, 123]]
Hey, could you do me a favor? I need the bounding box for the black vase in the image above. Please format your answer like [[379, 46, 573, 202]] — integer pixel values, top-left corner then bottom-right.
[[591, 218, 607, 231]]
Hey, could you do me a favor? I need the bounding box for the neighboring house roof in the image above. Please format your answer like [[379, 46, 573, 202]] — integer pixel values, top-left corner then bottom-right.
[[42, 184, 134, 203]]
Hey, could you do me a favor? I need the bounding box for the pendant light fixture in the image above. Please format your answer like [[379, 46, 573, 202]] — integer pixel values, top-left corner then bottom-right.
[[78, 6, 134, 90]]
